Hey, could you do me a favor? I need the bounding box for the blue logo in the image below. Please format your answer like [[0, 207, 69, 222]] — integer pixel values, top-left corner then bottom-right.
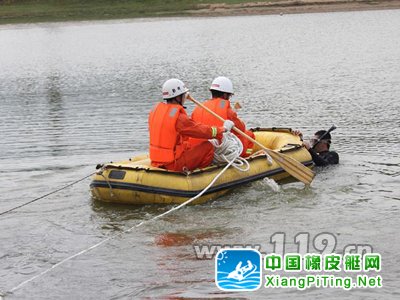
[[215, 249, 262, 291]]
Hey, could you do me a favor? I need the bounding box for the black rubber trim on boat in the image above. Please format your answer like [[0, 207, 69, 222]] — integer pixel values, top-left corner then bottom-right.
[[90, 160, 314, 198]]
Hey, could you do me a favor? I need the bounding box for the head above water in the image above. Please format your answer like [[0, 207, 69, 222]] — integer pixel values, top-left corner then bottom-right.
[[315, 130, 332, 141], [210, 76, 234, 100], [311, 130, 332, 152]]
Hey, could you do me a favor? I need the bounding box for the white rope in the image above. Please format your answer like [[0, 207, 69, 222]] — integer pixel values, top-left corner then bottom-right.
[[209, 132, 250, 172], [6, 152, 240, 296], [0, 172, 95, 217]]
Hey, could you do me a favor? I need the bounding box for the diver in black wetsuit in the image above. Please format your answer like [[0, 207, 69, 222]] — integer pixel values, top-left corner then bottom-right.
[[303, 130, 339, 166]]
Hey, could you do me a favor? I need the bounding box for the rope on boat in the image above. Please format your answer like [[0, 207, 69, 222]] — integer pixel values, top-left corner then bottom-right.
[[5, 149, 242, 296], [209, 132, 250, 172], [99, 172, 114, 198], [0, 172, 95, 217]]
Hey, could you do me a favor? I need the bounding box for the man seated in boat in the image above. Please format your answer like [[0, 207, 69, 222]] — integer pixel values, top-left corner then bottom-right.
[[303, 130, 339, 166], [148, 78, 234, 172], [190, 76, 255, 158]]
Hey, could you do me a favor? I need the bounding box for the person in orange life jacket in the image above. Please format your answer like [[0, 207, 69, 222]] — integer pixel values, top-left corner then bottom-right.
[[148, 78, 235, 172], [191, 76, 255, 157]]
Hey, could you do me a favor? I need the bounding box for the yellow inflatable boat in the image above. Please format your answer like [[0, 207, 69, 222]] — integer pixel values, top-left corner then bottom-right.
[[90, 128, 313, 205]]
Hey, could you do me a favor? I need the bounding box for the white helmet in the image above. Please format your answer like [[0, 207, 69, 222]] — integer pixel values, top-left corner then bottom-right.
[[162, 78, 189, 99], [210, 76, 234, 94]]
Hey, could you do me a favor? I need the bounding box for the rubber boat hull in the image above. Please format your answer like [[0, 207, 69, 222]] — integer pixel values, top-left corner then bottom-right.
[[90, 128, 313, 205]]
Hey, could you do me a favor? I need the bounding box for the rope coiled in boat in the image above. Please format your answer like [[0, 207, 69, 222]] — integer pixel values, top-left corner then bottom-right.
[[209, 132, 250, 172]]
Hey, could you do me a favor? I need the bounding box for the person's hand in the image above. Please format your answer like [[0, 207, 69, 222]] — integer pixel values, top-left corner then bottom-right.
[[183, 92, 190, 102], [233, 102, 242, 110], [223, 120, 235, 132], [292, 129, 303, 137], [303, 141, 311, 150]]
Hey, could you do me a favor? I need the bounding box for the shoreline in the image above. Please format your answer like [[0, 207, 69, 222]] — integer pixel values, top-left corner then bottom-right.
[[0, 0, 399, 25], [188, 0, 400, 17]]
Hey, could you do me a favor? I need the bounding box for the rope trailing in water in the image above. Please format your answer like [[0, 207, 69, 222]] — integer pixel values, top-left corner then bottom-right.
[[0, 172, 95, 217], [6, 141, 246, 295]]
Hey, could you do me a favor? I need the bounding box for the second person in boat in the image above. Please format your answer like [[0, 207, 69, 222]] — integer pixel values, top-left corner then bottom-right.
[[190, 76, 255, 158], [148, 78, 234, 172]]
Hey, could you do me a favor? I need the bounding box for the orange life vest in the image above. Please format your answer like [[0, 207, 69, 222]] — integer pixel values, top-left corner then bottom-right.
[[191, 98, 229, 126], [190, 98, 254, 157], [148, 102, 187, 164], [190, 98, 229, 147]]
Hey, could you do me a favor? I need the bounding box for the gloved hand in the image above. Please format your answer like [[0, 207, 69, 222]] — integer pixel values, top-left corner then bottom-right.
[[223, 120, 235, 132]]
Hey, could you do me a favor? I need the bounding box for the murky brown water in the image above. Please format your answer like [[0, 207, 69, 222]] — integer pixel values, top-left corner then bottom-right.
[[1, 9, 399, 299]]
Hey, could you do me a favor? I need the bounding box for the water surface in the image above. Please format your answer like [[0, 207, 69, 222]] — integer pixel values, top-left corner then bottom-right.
[[0, 10, 399, 299]]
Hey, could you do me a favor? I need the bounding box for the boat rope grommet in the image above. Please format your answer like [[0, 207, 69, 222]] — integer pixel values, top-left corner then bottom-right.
[[99, 172, 114, 198], [182, 167, 191, 176], [264, 151, 273, 166]]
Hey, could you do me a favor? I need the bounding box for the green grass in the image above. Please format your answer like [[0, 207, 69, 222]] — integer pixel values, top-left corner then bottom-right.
[[0, 0, 278, 24]]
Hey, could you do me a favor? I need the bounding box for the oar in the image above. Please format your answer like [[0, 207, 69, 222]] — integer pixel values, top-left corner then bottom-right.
[[187, 94, 315, 185], [311, 125, 337, 150]]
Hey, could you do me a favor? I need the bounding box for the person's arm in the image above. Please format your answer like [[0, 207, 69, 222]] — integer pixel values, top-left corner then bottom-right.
[[227, 107, 246, 131], [308, 149, 339, 166], [176, 114, 224, 139], [308, 149, 329, 166], [303, 141, 332, 166]]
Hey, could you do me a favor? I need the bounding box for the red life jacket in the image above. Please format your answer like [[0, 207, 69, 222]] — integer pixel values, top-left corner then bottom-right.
[[191, 98, 229, 126], [190, 98, 229, 146], [191, 98, 254, 157], [148, 102, 187, 164]]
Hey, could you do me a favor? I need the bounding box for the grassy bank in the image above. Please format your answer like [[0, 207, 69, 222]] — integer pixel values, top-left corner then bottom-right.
[[0, 0, 194, 23], [0, 0, 399, 24], [0, 0, 279, 24]]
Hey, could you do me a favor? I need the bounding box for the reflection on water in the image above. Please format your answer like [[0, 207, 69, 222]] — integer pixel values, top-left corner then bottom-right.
[[0, 9, 400, 299], [46, 74, 65, 156]]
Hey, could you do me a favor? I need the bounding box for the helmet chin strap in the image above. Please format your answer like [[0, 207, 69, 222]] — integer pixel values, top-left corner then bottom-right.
[[179, 94, 187, 109], [170, 95, 186, 109]]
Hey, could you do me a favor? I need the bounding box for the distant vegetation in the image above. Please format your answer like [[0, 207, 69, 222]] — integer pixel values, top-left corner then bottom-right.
[[1, 1, 391, 24], [0, 0, 194, 23], [0, 0, 278, 24]]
